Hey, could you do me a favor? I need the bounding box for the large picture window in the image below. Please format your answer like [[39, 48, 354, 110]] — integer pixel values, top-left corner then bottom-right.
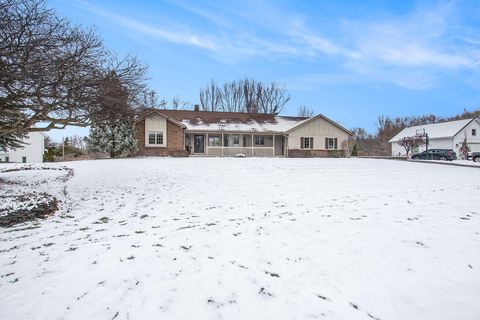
[[148, 131, 163, 145]]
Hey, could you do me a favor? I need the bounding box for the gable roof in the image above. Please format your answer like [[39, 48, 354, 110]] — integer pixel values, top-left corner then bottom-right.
[[135, 109, 186, 128], [136, 109, 308, 133], [285, 114, 353, 136], [388, 118, 477, 142]]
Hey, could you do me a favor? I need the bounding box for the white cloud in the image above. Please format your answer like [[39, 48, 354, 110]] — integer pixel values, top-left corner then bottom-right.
[[78, 0, 480, 90], [80, 2, 218, 50], [351, 1, 480, 68]]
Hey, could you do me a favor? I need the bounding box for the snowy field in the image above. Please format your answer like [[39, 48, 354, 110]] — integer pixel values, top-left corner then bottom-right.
[[410, 159, 480, 167], [1, 158, 479, 320]]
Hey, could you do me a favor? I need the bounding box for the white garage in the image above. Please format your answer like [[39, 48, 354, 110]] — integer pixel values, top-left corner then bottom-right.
[[389, 118, 480, 156]]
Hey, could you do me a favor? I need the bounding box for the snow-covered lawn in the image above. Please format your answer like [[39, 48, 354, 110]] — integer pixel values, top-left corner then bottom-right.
[[410, 159, 480, 167], [1, 158, 479, 320]]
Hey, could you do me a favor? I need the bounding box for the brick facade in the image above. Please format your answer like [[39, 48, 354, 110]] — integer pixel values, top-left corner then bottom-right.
[[288, 149, 346, 158], [135, 119, 189, 157]]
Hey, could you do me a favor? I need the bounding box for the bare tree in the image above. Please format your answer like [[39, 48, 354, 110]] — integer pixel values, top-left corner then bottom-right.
[[171, 95, 190, 110], [242, 78, 258, 113], [257, 81, 290, 115], [0, 0, 149, 151], [297, 105, 314, 117], [199, 77, 290, 114], [199, 79, 222, 111], [220, 80, 244, 112], [399, 136, 424, 157]]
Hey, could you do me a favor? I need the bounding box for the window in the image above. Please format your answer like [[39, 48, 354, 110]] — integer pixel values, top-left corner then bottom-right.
[[473, 129, 477, 136], [22, 156, 27, 163], [224, 135, 229, 146], [325, 138, 338, 150], [208, 135, 221, 146], [301, 137, 313, 149], [148, 133, 156, 144], [255, 136, 265, 145], [157, 132, 163, 144], [232, 135, 240, 145], [148, 131, 163, 145]]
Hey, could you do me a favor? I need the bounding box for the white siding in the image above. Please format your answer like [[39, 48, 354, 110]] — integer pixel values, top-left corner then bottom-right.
[[391, 118, 480, 155], [288, 117, 349, 151], [453, 119, 480, 153], [391, 142, 405, 156], [392, 138, 454, 156], [1, 132, 45, 163], [145, 115, 167, 147]]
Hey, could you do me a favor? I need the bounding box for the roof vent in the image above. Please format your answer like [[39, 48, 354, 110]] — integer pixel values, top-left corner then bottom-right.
[[194, 104, 199, 112]]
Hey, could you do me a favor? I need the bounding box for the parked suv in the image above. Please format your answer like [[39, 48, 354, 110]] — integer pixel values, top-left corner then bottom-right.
[[471, 152, 480, 162], [411, 149, 457, 161]]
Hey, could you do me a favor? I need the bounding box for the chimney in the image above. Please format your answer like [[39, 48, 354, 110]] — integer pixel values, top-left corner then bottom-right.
[[194, 104, 199, 112]]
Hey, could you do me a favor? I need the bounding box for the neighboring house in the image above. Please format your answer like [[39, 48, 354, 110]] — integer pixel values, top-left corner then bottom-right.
[[389, 118, 480, 156], [134, 108, 352, 157], [0, 132, 47, 163]]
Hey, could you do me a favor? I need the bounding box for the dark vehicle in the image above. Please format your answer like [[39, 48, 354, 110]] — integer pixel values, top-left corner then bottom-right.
[[411, 149, 457, 161], [471, 152, 480, 163]]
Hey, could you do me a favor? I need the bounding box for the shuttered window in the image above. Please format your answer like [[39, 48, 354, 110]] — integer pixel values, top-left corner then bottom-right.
[[301, 137, 313, 149], [325, 138, 338, 150]]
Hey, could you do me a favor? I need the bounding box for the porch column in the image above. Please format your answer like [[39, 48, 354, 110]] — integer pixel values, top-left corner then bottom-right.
[[251, 134, 254, 156], [221, 133, 224, 157], [272, 135, 275, 157], [206, 133, 209, 156], [285, 136, 288, 157]]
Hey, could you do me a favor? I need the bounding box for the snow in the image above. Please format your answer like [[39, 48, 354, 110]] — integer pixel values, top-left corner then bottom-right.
[[389, 118, 474, 142], [411, 159, 480, 167], [180, 116, 307, 133], [1, 158, 480, 320]]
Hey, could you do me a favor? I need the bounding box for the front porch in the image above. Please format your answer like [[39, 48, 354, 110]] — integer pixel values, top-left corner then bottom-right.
[[185, 132, 286, 157]]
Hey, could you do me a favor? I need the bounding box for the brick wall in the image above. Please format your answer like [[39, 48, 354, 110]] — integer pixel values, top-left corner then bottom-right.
[[288, 149, 346, 158], [135, 119, 189, 157]]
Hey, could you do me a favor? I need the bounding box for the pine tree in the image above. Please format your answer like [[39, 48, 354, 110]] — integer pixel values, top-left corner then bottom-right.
[[89, 119, 137, 158], [88, 72, 137, 158], [351, 143, 358, 156]]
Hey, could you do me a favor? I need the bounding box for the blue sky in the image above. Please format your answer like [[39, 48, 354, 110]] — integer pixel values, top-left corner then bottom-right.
[[48, 0, 480, 141]]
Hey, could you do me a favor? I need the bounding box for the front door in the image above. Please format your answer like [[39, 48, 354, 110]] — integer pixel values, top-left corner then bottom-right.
[[194, 135, 205, 154]]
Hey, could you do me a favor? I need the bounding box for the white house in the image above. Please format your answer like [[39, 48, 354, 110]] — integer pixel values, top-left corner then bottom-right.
[[0, 132, 47, 163], [389, 118, 480, 156]]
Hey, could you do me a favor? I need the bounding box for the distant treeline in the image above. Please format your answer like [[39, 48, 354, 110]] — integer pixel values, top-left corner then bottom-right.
[[352, 109, 480, 156]]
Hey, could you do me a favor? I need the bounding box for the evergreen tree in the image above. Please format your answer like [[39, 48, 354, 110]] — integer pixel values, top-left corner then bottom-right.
[[89, 119, 137, 158], [351, 144, 358, 156], [88, 72, 137, 158]]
